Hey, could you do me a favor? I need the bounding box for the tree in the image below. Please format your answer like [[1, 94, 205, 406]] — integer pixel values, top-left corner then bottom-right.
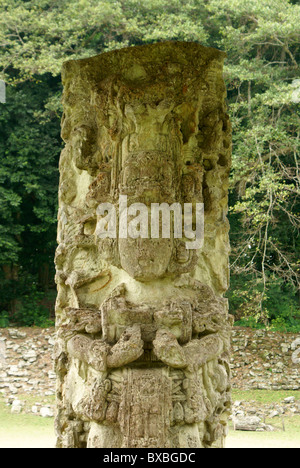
[[0, 0, 299, 328], [0, 75, 61, 319], [207, 0, 300, 326], [0, 0, 209, 82]]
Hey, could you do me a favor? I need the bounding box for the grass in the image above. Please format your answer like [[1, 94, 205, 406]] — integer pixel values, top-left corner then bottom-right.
[[0, 394, 55, 448], [14, 393, 55, 407], [232, 389, 300, 404], [0, 390, 300, 448], [226, 416, 300, 448], [227, 389, 300, 448]]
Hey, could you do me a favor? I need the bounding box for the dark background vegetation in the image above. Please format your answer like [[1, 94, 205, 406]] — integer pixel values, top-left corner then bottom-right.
[[0, 0, 299, 331]]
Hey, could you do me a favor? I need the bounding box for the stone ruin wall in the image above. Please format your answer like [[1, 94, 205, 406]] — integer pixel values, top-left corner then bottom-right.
[[1, 327, 299, 409]]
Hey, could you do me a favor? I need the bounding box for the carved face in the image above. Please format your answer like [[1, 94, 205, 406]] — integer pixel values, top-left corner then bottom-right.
[[118, 237, 173, 282], [117, 149, 177, 281]]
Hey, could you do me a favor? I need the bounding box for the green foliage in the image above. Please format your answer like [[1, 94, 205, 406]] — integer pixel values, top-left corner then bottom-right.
[[229, 275, 300, 331], [0, 0, 299, 329], [0, 0, 209, 82], [213, 0, 300, 326], [13, 285, 54, 328], [233, 317, 266, 330], [0, 311, 9, 328], [0, 74, 61, 317], [234, 316, 300, 333]]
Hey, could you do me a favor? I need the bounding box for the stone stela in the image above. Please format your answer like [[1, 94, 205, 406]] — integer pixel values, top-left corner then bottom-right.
[[54, 42, 232, 448]]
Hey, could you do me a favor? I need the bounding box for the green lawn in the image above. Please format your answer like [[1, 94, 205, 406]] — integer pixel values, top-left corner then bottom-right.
[[232, 389, 300, 405], [226, 417, 300, 448], [0, 391, 300, 448], [228, 389, 300, 448], [0, 395, 55, 448]]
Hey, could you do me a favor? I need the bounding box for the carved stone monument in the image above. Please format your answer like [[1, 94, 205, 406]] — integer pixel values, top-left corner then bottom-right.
[[54, 42, 232, 448]]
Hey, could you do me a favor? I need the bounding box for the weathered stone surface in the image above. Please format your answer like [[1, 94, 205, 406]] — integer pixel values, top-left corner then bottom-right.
[[40, 406, 54, 418], [0, 326, 299, 420], [8, 329, 27, 339], [0, 339, 6, 368], [231, 329, 300, 390], [291, 337, 300, 350], [0, 328, 56, 401], [232, 415, 276, 432], [55, 42, 232, 448], [11, 399, 24, 414]]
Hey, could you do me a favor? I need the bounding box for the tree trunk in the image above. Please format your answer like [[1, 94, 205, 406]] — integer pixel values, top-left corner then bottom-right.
[[2, 264, 18, 316], [38, 262, 49, 292]]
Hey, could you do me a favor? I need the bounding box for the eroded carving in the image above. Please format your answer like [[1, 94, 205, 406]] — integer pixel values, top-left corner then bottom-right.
[[55, 42, 232, 448]]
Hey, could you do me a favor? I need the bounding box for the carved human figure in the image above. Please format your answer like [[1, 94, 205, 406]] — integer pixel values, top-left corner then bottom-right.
[[55, 42, 232, 448]]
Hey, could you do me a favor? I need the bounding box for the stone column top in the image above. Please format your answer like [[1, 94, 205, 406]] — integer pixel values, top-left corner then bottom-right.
[[62, 41, 226, 83]]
